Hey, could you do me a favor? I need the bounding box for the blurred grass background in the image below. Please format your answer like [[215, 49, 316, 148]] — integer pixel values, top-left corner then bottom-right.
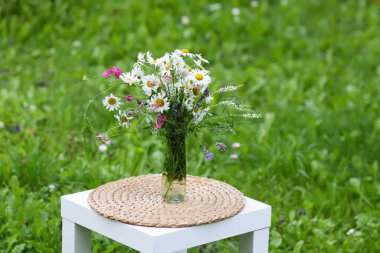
[[0, 0, 379, 252]]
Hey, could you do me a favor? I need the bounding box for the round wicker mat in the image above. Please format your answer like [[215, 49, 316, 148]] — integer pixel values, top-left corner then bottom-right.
[[88, 174, 245, 227]]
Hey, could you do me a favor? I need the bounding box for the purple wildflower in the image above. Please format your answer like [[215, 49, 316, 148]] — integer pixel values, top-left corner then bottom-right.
[[297, 209, 306, 215], [126, 95, 133, 102], [203, 147, 214, 161], [278, 217, 285, 223], [215, 142, 227, 151], [14, 125, 21, 132]]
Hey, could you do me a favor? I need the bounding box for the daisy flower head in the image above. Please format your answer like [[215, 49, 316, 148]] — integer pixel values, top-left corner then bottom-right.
[[149, 93, 170, 113], [102, 93, 121, 111], [174, 49, 194, 58], [190, 69, 211, 89], [120, 71, 137, 85], [146, 51, 160, 66], [156, 53, 171, 75], [115, 110, 133, 128], [141, 74, 160, 96], [171, 53, 186, 72], [135, 52, 146, 66], [183, 97, 195, 111]]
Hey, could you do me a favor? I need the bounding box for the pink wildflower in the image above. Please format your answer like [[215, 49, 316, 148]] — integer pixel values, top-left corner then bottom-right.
[[126, 95, 133, 102], [155, 115, 166, 129], [102, 66, 122, 79]]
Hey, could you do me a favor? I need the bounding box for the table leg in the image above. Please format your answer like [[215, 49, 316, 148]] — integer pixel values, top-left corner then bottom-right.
[[62, 218, 91, 253], [239, 228, 269, 253]]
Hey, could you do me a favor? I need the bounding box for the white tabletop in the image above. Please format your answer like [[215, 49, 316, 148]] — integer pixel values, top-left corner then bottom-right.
[[61, 190, 271, 252]]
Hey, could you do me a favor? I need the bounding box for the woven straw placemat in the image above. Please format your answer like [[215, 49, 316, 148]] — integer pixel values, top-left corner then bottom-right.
[[88, 174, 245, 228]]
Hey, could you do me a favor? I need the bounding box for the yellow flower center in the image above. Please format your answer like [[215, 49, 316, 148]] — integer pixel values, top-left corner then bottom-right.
[[165, 64, 170, 70], [108, 97, 116, 105], [192, 87, 200, 96], [156, 98, 165, 107], [152, 59, 157, 64], [147, 81, 154, 88], [181, 49, 189, 53], [194, 107, 199, 113], [122, 116, 129, 123], [195, 73, 203, 81]]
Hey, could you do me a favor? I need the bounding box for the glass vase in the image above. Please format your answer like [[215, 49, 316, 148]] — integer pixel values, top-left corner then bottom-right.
[[161, 132, 187, 203]]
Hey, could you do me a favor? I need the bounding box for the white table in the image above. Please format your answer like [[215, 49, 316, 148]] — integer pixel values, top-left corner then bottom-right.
[[61, 190, 271, 253]]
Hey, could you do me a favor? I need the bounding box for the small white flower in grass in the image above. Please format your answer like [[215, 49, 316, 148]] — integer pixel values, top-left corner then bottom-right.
[[346, 228, 355, 236], [149, 93, 170, 113], [181, 16, 190, 25], [48, 184, 56, 192], [98, 144, 108, 152], [232, 142, 241, 148], [230, 154, 238, 159], [209, 3, 221, 11], [0, 122, 4, 129], [251, 0, 258, 7], [115, 110, 133, 128], [102, 93, 121, 111], [231, 8, 240, 16], [141, 74, 160, 96]]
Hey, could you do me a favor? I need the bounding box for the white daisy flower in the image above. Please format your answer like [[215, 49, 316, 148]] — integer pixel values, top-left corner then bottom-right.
[[190, 69, 211, 88], [120, 71, 136, 85], [183, 97, 195, 111], [171, 53, 186, 71], [132, 65, 144, 81], [135, 52, 146, 65], [149, 93, 170, 113], [141, 74, 160, 96], [146, 51, 160, 66], [115, 110, 133, 128], [174, 49, 194, 58], [156, 53, 171, 75], [102, 93, 121, 111]]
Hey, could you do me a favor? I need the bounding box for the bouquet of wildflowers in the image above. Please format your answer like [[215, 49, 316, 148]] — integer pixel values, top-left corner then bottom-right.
[[89, 49, 260, 202]]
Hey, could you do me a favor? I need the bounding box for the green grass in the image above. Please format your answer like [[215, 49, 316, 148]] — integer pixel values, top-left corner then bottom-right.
[[1, 0, 379, 252]]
